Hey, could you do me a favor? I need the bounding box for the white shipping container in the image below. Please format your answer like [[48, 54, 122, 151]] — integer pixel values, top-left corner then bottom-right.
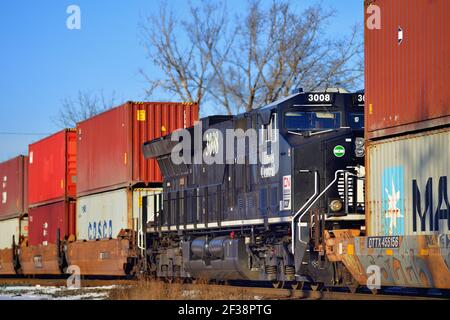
[[0, 217, 27, 249], [367, 128, 450, 236], [76, 188, 162, 240]]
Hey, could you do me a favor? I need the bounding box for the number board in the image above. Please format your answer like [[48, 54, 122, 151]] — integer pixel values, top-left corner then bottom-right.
[[353, 93, 365, 107], [304, 92, 335, 105]]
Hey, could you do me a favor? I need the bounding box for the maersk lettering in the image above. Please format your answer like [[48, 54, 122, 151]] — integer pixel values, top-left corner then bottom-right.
[[413, 176, 449, 232]]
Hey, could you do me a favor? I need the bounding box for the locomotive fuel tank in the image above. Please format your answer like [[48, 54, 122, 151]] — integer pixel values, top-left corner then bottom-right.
[[182, 237, 258, 280]]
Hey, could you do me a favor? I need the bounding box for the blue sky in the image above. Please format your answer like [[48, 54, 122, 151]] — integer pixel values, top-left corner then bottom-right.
[[0, 0, 363, 161]]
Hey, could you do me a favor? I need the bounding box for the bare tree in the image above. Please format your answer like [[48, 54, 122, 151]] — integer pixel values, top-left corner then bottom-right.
[[140, 1, 229, 112], [54, 90, 119, 128], [141, 0, 363, 114]]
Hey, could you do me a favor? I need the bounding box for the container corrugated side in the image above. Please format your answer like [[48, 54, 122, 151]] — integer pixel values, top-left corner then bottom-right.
[[0, 156, 27, 219], [76, 187, 162, 240], [366, 127, 450, 236], [365, 0, 450, 139], [131, 102, 198, 184], [0, 218, 21, 249], [28, 200, 76, 246], [76, 102, 198, 196], [28, 129, 77, 207]]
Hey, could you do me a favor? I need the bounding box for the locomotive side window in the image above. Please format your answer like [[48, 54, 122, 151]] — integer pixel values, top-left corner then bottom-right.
[[284, 111, 341, 131]]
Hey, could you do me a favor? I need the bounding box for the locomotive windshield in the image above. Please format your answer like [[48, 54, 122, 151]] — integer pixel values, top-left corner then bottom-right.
[[348, 113, 364, 129], [284, 111, 341, 131]]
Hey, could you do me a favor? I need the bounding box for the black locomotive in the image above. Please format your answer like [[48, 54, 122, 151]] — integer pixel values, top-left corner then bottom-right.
[[142, 88, 365, 288]]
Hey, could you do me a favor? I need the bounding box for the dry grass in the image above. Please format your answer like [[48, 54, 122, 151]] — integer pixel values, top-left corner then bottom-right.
[[109, 278, 255, 300]]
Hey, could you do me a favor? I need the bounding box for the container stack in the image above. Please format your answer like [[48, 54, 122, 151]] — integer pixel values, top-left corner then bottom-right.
[[64, 101, 198, 275], [325, 0, 450, 290], [0, 156, 28, 274], [365, 0, 449, 237], [27, 129, 77, 246], [75, 102, 198, 241], [0, 156, 28, 251]]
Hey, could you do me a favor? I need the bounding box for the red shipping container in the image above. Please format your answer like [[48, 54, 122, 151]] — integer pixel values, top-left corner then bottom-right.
[[0, 156, 28, 219], [28, 129, 77, 207], [365, 0, 450, 139], [28, 200, 76, 246], [76, 101, 198, 196]]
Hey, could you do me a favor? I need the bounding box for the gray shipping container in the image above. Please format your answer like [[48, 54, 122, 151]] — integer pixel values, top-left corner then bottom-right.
[[367, 127, 450, 236], [76, 187, 162, 241], [0, 217, 28, 250]]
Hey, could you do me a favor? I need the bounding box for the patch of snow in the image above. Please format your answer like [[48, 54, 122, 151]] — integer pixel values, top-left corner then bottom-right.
[[0, 284, 118, 300]]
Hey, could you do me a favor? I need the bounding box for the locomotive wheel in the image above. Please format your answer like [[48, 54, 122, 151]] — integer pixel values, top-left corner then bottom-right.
[[271, 281, 285, 289], [291, 281, 304, 290]]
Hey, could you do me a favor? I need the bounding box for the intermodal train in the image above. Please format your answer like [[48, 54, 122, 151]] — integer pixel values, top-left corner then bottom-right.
[[0, 0, 449, 293], [1, 89, 368, 292]]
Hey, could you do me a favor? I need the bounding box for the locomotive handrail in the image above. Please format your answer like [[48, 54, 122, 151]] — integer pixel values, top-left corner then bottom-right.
[[291, 170, 319, 254], [304, 129, 335, 137], [294, 169, 347, 250]]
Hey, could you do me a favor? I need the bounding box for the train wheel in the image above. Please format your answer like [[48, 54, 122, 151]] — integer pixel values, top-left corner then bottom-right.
[[272, 281, 285, 289], [371, 288, 378, 295], [291, 281, 304, 290]]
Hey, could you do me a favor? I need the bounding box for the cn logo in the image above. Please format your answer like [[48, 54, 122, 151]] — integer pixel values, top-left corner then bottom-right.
[[283, 176, 291, 188]]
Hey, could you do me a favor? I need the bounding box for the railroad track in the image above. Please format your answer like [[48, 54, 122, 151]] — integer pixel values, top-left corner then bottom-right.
[[0, 277, 445, 300]]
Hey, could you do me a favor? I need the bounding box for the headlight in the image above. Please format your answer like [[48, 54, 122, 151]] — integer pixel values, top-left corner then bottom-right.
[[355, 137, 365, 157], [329, 200, 343, 212], [355, 137, 365, 148], [355, 147, 365, 157]]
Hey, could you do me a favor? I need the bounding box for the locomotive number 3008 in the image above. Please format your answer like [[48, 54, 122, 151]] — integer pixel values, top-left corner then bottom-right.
[[307, 93, 331, 103]]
